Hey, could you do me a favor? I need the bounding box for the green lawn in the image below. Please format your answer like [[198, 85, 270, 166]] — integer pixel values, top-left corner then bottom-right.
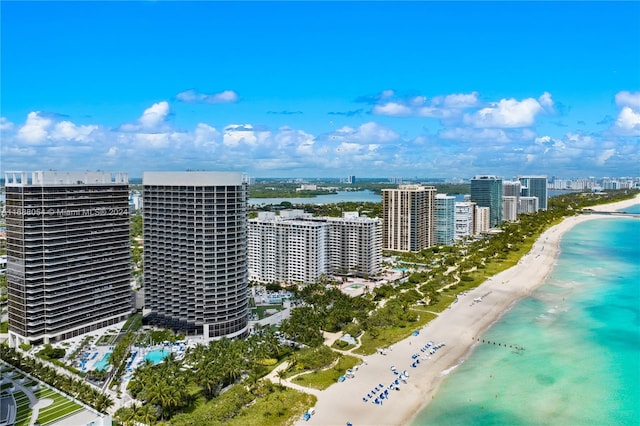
[[95, 334, 118, 346], [225, 388, 316, 426], [13, 390, 32, 426], [252, 305, 283, 320], [354, 311, 437, 356], [292, 354, 361, 390], [0, 364, 86, 426], [418, 294, 456, 313], [35, 388, 83, 425]]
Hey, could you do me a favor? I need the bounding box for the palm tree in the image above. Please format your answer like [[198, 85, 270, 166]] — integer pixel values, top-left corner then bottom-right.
[[197, 362, 222, 400], [115, 404, 137, 426], [95, 393, 114, 413], [136, 403, 158, 426], [276, 369, 288, 386], [70, 378, 84, 397], [245, 368, 262, 394], [287, 354, 298, 371]]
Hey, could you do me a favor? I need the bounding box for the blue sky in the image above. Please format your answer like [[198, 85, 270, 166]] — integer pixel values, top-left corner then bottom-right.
[[1, 1, 639, 179]]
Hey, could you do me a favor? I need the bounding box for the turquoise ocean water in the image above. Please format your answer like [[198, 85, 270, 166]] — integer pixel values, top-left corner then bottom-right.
[[414, 206, 640, 425]]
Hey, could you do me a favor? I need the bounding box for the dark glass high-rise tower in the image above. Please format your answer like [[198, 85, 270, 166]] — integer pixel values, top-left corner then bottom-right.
[[4, 171, 132, 347], [470, 175, 503, 228], [143, 172, 249, 339], [519, 176, 548, 210]]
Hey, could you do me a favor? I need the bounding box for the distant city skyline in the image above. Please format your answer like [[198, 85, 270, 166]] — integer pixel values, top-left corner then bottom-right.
[[1, 2, 639, 178]]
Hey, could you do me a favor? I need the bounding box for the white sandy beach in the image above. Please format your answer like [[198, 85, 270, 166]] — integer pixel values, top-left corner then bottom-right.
[[297, 194, 640, 426]]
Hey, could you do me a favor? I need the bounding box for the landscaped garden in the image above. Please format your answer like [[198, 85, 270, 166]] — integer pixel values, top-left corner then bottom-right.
[[0, 363, 87, 426], [35, 387, 84, 425]]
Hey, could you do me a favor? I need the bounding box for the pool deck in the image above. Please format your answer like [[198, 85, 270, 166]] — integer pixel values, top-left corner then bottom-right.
[[339, 269, 406, 297], [128, 343, 186, 369]]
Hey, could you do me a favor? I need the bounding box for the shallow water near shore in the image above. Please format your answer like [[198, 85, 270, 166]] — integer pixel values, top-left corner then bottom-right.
[[413, 212, 640, 425]]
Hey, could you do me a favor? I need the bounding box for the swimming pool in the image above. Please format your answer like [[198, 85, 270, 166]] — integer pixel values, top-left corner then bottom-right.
[[94, 353, 111, 371], [346, 284, 363, 290], [393, 267, 408, 272], [145, 349, 171, 365]]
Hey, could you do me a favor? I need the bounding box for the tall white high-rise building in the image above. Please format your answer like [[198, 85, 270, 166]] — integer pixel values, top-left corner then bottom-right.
[[5, 171, 132, 347], [382, 185, 436, 252], [519, 197, 539, 214], [143, 172, 249, 339], [503, 180, 521, 216], [248, 211, 381, 283], [324, 213, 381, 277], [435, 194, 456, 245], [475, 206, 490, 234], [248, 211, 326, 284], [454, 201, 475, 240], [502, 196, 519, 222]]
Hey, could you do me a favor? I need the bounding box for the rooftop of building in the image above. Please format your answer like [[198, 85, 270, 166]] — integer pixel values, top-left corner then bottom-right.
[[4, 171, 128, 186], [142, 171, 245, 186]]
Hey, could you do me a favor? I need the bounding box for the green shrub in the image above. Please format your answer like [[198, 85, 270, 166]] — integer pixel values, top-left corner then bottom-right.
[[37, 344, 66, 359], [334, 339, 349, 349]]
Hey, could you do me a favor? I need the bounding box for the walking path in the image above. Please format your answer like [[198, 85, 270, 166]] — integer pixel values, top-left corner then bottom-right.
[[264, 329, 367, 399], [28, 397, 53, 426]]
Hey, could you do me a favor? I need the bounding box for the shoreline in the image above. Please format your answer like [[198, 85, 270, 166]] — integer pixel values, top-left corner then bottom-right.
[[299, 194, 640, 426]]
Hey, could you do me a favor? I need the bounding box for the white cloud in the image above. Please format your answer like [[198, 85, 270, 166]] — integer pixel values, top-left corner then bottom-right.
[[2, 89, 638, 178], [176, 89, 239, 103], [538, 92, 554, 112], [336, 142, 361, 154], [613, 106, 640, 136], [194, 123, 221, 147], [439, 127, 512, 143], [417, 106, 459, 120], [0, 117, 14, 131], [372, 91, 479, 119], [223, 124, 271, 147], [51, 121, 98, 142], [274, 127, 315, 152], [464, 95, 550, 128], [564, 132, 596, 148], [328, 122, 399, 144], [139, 101, 170, 129], [121, 101, 170, 132], [534, 135, 552, 145], [410, 96, 427, 106], [596, 149, 616, 165], [434, 92, 479, 108], [134, 133, 171, 148], [615, 91, 640, 109], [354, 122, 398, 143], [17, 112, 53, 144], [513, 131, 634, 174], [373, 102, 412, 116]]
